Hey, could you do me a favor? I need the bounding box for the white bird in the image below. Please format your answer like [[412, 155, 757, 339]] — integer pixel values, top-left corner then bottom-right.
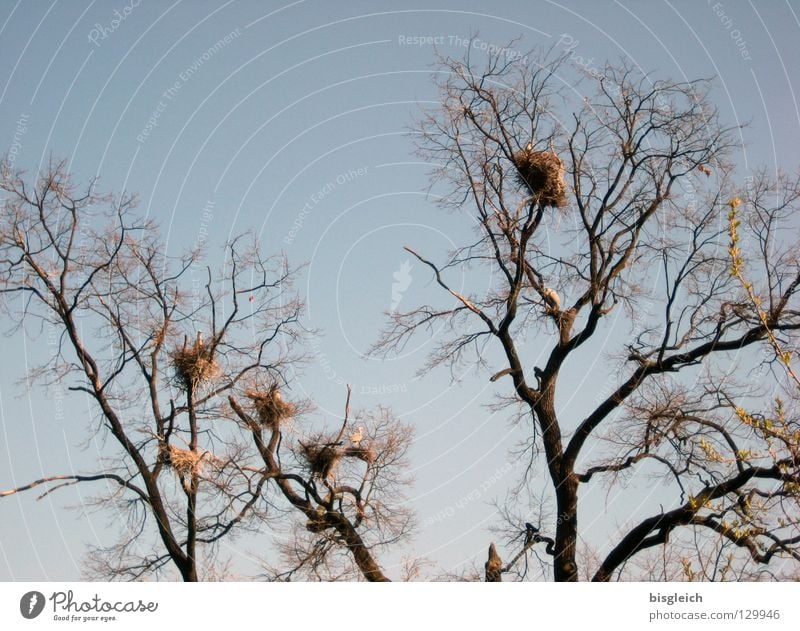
[[350, 426, 365, 446], [196, 331, 204, 349], [542, 287, 560, 311], [525, 141, 533, 151]]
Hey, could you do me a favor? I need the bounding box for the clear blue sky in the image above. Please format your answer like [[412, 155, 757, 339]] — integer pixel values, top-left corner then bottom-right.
[[1, 0, 799, 580]]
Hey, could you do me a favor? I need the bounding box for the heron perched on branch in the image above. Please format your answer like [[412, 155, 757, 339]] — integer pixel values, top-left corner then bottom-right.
[[350, 426, 364, 446], [542, 287, 560, 311]]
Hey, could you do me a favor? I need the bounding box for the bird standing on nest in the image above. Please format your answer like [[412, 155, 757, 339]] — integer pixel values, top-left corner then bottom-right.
[[350, 425, 364, 447]]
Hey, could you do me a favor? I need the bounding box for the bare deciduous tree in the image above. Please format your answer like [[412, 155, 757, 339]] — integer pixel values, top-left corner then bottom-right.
[[375, 45, 800, 581], [0, 158, 412, 581]]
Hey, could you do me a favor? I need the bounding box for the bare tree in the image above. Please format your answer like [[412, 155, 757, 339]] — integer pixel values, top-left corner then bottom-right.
[[251, 401, 415, 581], [375, 44, 800, 581], [0, 158, 412, 581]]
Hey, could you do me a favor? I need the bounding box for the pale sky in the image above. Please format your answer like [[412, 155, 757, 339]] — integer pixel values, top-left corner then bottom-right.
[[1, 0, 799, 580]]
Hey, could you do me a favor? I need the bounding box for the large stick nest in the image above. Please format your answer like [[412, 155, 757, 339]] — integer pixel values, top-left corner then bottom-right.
[[301, 443, 343, 479], [300, 438, 377, 479], [246, 385, 295, 428], [158, 443, 208, 477], [171, 337, 219, 388], [511, 148, 568, 208], [343, 445, 377, 464]]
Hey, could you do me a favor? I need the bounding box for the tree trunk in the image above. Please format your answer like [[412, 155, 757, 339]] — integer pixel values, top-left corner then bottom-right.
[[553, 476, 579, 581], [533, 378, 578, 581], [180, 563, 198, 582], [330, 513, 390, 582]]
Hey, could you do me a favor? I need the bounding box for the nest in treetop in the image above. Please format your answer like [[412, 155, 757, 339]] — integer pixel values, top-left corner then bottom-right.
[[171, 335, 219, 388], [343, 445, 377, 464], [301, 443, 343, 479], [300, 439, 376, 479], [246, 385, 295, 428], [511, 147, 568, 208], [158, 443, 207, 477]]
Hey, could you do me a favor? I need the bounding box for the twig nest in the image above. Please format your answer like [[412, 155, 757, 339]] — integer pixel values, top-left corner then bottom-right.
[[301, 443, 343, 479], [300, 432, 376, 479], [511, 147, 567, 208], [171, 338, 219, 388], [343, 445, 377, 464], [158, 444, 207, 477], [246, 385, 295, 428]]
